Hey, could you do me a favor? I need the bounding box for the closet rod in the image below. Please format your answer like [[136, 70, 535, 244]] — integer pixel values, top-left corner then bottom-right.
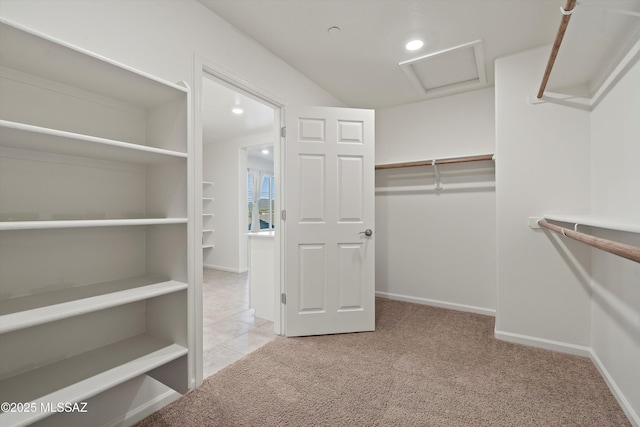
[[537, 0, 577, 98], [538, 219, 640, 264], [375, 154, 493, 170]]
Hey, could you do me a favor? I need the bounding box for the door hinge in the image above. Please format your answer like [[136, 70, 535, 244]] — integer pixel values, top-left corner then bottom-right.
[[281, 209, 286, 220], [281, 293, 287, 304], [281, 126, 286, 138]]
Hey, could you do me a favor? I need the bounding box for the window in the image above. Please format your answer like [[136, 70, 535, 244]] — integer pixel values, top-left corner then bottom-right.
[[248, 174, 275, 230]]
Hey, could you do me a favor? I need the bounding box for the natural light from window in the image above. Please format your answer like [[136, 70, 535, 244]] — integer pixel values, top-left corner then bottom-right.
[[248, 174, 275, 231]]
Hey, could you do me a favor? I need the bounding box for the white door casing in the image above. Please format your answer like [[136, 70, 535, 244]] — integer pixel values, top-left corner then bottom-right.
[[284, 105, 375, 337]]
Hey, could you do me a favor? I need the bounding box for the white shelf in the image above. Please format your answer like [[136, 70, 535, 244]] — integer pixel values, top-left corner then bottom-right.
[[0, 218, 188, 231], [543, 214, 640, 234], [0, 278, 187, 334], [0, 334, 187, 427], [203, 178, 214, 251], [0, 21, 191, 425], [0, 120, 187, 164], [0, 21, 186, 108]]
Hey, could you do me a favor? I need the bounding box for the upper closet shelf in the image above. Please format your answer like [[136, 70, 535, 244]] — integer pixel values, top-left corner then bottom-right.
[[0, 278, 187, 334], [0, 218, 188, 231], [541, 214, 640, 234], [0, 20, 186, 108], [375, 154, 494, 170], [0, 120, 187, 164], [531, 1, 640, 109]]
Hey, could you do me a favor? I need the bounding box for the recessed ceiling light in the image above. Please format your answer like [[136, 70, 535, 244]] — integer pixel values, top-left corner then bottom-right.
[[232, 107, 244, 115], [262, 149, 269, 155], [405, 39, 424, 51], [327, 26, 341, 36]]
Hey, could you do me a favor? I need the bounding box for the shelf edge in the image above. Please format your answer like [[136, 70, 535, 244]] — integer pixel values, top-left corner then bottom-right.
[[0, 218, 188, 231], [543, 214, 640, 234], [0, 340, 187, 427], [0, 120, 188, 160], [0, 280, 188, 334]]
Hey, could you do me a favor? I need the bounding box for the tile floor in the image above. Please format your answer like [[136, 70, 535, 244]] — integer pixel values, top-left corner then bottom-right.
[[202, 267, 278, 379]]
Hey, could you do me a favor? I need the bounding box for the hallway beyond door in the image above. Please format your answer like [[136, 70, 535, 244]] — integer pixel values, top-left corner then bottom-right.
[[202, 268, 277, 378]]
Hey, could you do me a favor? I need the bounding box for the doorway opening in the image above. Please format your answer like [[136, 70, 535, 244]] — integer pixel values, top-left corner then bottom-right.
[[201, 74, 275, 273], [196, 66, 283, 383]]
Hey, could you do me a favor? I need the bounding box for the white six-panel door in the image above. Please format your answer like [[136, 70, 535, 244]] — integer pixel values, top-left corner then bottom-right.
[[284, 105, 375, 337]]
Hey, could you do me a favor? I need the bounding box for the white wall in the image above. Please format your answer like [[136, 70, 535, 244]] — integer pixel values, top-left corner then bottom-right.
[[0, 0, 343, 108], [496, 44, 639, 423], [375, 88, 497, 314], [590, 57, 640, 423], [376, 88, 495, 164], [248, 156, 274, 174], [203, 131, 273, 272], [495, 46, 592, 349]]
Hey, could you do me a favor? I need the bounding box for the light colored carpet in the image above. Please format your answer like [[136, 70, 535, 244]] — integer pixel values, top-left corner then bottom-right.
[[137, 298, 630, 426]]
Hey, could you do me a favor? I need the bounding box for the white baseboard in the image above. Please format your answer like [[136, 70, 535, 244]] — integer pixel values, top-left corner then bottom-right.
[[204, 264, 248, 273], [494, 329, 591, 357], [106, 388, 181, 427], [495, 330, 638, 425], [375, 291, 496, 317], [589, 349, 640, 427]]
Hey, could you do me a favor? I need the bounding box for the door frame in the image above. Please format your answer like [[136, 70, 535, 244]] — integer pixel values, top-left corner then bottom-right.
[[193, 54, 285, 387]]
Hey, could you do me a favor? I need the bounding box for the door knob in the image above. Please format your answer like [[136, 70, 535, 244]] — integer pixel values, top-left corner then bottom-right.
[[360, 229, 373, 237]]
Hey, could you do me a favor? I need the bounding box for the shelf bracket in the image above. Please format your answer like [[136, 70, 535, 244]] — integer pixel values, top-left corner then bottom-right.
[[432, 160, 442, 191], [529, 217, 543, 229]]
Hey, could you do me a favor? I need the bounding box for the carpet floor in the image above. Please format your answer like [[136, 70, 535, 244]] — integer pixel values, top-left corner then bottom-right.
[[136, 298, 630, 426]]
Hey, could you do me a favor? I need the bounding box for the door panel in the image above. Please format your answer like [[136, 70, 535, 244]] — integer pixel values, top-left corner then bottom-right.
[[298, 244, 326, 313], [337, 155, 364, 222], [284, 105, 374, 337], [337, 243, 364, 311], [298, 154, 325, 223]]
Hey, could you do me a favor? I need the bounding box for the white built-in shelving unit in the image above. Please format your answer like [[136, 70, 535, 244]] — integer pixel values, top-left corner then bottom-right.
[[0, 20, 192, 427], [202, 182, 214, 249]]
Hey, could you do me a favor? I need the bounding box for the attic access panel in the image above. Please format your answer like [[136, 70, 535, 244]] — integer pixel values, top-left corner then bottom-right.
[[399, 40, 487, 99]]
